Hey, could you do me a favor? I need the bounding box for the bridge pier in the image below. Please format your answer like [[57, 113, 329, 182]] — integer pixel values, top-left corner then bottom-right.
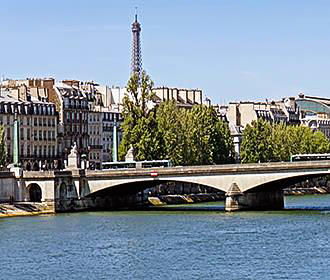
[[225, 183, 284, 212]]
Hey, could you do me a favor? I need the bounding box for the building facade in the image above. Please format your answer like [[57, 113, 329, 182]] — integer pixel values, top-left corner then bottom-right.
[[295, 94, 330, 139], [0, 86, 58, 170], [52, 80, 89, 167]]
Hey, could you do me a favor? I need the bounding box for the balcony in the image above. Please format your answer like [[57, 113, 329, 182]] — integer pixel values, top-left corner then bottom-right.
[[89, 145, 103, 150]]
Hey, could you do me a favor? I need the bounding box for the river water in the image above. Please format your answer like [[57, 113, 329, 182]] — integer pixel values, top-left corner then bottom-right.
[[1, 195, 330, 280]]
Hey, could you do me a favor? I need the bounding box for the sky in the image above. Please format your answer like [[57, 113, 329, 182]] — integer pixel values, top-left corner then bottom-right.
[[1, 0, 330, 104]]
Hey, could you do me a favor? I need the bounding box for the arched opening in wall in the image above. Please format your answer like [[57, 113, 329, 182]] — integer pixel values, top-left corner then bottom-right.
[[89, 180, 226, 210], [60, 183, 67, 199], [25, 162, 31, 171], [244, 173, 330, 210], [28, 184, 42, 202], [32, 162, 39, 171]]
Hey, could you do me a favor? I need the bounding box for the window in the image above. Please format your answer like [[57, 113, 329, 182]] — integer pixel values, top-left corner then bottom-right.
[[20, 144, 24, 156], [7, 127, 11, 140], [27, 128, 30, 140], [39, 130, 42, 140], [20, 128, 24, 140], [43, 131, 47, 140], [34, 118, 37, 126], [27, 145, 30, 156]]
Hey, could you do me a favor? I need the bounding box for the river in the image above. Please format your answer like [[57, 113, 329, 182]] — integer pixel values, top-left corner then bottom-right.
[[1, 195, 330, 279]]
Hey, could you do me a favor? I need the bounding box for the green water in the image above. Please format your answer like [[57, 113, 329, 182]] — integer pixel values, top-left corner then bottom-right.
[[1, 195, 330, 279]]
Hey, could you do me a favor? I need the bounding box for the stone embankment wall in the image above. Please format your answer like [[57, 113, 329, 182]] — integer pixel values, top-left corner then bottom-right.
[[284, 176, 330, 195], [142, 182, 225, 206], [0, 172, 18, 203], [148, 193, 225, 206], [0, 202, 54, 218]]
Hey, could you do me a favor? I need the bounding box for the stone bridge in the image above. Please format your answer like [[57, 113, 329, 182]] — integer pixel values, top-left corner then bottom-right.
[[3, 161, 330, 212]]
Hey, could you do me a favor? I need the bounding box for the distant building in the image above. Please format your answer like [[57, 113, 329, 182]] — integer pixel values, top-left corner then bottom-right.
[[52, 80, 89, 167], [101, 110, 122, 163], [153, 87, 205, 108], [296, 93, 330, 138], [110, 86, 206, 109], [0, 84, 58, 170], [225, 99, 300, 161]]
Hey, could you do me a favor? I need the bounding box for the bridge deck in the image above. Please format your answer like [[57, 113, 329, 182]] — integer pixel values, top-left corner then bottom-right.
[[85, 160, 330, 179]]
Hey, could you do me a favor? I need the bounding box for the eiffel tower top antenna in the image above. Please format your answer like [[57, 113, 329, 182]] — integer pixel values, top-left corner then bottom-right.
[[131, 6, 142, 82]]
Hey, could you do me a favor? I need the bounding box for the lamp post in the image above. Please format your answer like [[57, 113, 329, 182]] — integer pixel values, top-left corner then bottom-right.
[[112, 120, 118, 162], [13, 109, 20, 167]]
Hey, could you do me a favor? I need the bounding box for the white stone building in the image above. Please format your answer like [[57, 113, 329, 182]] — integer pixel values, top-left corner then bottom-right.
[[0, 86, 58, 170]]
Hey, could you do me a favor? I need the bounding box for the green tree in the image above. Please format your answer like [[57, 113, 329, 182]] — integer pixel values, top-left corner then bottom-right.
[[0, 125, 7, 168], [241, 120, 330, 163], [290, 126, 330, 155], [119, 72, 235, 165], [214, 120, 235, 164], [119, 71, 162, 161], [240, 119, 274, 163], [187, 105, 232, 165], [156, 102, 234, 165], [271, 122, 291, 161], [313, 130, 330, 153], [156, 101, 186, 165]]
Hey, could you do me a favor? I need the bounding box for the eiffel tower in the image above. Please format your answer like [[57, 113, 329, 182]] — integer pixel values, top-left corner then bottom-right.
[[131, 11, 142, 82]]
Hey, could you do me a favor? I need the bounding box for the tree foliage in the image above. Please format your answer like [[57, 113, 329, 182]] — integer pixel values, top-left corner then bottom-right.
[[119, 71, 161, 161], [119, 72, 234, 165], [240, 120, 330, 163]]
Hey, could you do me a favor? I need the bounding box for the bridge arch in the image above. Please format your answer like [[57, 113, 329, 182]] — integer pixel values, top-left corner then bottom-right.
[[86, 178, 225, 198], [242, 172, 330, 194], [27, 183, 42, 202], [85, 166, 330, 199]]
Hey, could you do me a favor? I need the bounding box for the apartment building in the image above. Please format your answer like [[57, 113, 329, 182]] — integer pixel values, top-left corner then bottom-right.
[[0, 86, 58, 170]]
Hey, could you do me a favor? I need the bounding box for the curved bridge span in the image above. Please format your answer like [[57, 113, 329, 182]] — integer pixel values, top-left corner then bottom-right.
[[86, 161, 330, 194], [18, 160, 330, 212]]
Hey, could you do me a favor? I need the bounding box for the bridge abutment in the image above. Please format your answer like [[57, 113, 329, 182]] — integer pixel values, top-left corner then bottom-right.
[[225, 183, 284, 212]]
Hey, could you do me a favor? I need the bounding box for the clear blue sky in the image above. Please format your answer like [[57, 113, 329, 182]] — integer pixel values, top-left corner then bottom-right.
[[2, 0, 330, 103]]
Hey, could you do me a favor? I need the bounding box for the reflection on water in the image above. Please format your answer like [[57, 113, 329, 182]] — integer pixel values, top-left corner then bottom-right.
[[152, 194, 330, 212], [1, 195, 330, 280], [285, 194, 330, 210]]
